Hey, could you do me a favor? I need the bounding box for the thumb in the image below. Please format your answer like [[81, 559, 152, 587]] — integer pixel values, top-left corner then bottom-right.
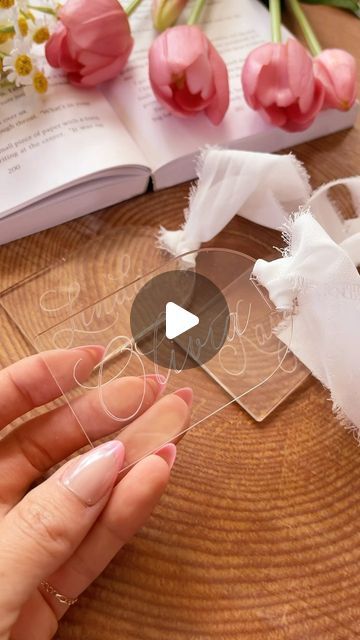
[[0, 440, 124, 631]]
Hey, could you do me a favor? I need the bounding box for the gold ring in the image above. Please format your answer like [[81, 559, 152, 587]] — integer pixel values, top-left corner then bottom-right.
[[40, 579, 78, 607]]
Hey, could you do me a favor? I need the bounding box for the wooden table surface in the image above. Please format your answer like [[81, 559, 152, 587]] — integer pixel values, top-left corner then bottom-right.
[[1, 6, 360, 639]]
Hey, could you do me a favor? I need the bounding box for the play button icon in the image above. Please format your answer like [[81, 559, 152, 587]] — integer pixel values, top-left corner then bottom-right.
[[165, 302, 199, 340], [130, 269, 230, 370]]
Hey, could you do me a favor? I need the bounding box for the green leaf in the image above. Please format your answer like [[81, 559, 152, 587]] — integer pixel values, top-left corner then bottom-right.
[[301, 0, 360, 17]]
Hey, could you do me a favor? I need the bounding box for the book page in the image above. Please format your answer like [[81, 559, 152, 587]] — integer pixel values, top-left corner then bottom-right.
[[0, 75, 149, 218], [103, 0, 287, 172]]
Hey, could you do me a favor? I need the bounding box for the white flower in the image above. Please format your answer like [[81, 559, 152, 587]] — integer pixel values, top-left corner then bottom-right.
[[15, 0, 29, 10], [27, 14, 54, 43], [0, 38, 13, 54], [0, 19, 14, 54], [12, 7, 29, 38], [3, 37, 34, 86], [5, 33, 31, 52], [0, 2, 14, 15], [0, 7, 14, 38], [41, 0, 60, 10], [23, 66, 48, 111], [0, 8, 12, 22]]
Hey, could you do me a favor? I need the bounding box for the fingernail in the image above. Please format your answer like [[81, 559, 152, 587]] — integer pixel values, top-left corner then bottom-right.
[[142, 373, 167, 399], [60, 441, 124, 506], [156, 443, 177, 470], [173, 387, 193, 408], [71, 344, 105, 362]]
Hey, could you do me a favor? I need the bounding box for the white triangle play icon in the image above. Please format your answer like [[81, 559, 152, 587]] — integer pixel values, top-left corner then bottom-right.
[[165, 302, 199, 340]]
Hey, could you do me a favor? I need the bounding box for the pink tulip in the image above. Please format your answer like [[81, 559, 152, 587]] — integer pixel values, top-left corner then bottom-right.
[[241, 38, 324, 132], [45, 0, 133, 87], [152, 0, 189, 31], [314, 49, 357, 111], [148, 25, 229, 125]]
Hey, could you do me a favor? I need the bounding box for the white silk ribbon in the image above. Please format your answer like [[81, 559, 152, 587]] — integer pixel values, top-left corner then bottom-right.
[[158, 148, 360, 432], [253, 211, 360, 431], [158, 148, 360, 265]]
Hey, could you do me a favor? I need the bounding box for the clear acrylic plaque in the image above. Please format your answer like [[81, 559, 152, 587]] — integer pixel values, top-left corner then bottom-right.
[[0, 227, 309, 470]]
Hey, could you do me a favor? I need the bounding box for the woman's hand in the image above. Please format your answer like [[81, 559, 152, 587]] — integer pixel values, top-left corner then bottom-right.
[[0, 347, 192, 640]]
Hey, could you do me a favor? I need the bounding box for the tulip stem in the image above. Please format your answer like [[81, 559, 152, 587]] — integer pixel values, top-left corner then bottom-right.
[[187, 0, 207, 25], [270, 0, 282, 43], [286, 0, 322, 55], [125, 0, 144, 16]]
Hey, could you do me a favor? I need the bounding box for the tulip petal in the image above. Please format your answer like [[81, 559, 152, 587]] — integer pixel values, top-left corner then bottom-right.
[[261, 104, 287, 127], [285, 77, 324, 129], [314, 49, 357, 110], [149, 25, 210, 86], [70, 54, 130, 86], [60, 0, 124, 28], [46, 24, 81, 72], [45, 24, 67, 68], [78, 50, 113, 69], [149, 45, 173, 87], [60, 0, 132, 56], [46, 0, 133, 85], [185, 53, 213, 98], [174, 89, 210, 112], [256, 56, 295, 108], [241, 39, 324, 133], [286, 38, 315, 112], [242, 43, 277, 96], [149, 25, 228, 124], [205, 41, 229, 124], [64, 12, 131, 58]]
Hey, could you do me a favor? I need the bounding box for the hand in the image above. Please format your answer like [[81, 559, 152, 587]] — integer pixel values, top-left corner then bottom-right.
[[0, 347, 192, 640]]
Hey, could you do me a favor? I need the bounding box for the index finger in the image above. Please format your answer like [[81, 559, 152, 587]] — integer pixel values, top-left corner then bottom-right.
[[0, 346, 104, 431]]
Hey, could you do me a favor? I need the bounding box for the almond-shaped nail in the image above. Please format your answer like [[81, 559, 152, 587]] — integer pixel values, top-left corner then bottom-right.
[[173, 387, 193, 407], [60, 441, 124, 506], [71, 344, 105, 362], [156, 443, 177, 470], [142, 373, 167, 399]]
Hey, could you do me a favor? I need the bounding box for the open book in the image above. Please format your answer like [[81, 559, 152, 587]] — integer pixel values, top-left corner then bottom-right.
[[0, 0, 357, 245]]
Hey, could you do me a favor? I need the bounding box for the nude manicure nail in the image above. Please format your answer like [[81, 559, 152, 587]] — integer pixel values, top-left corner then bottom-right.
[[60, 441, 124, 506], [173, 387, 193, 407], [143, 373, 167, 399], [71, 344, 105, 362], [156, 443, 177, 470]]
